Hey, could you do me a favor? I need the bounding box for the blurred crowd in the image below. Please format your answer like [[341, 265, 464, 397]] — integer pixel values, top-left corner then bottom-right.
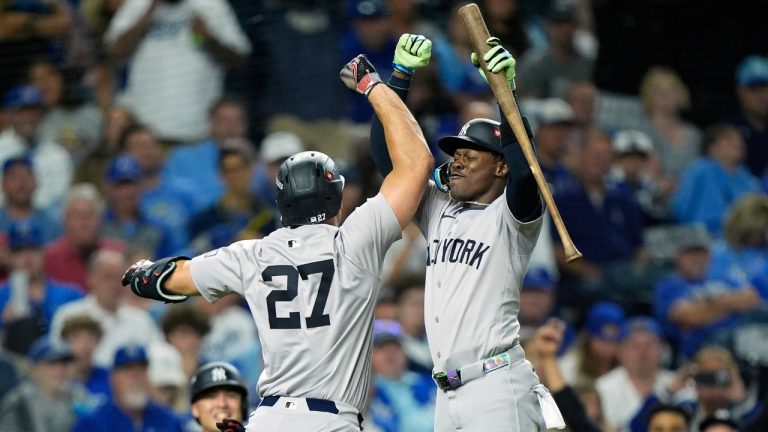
[[1, 0, 768, 431]]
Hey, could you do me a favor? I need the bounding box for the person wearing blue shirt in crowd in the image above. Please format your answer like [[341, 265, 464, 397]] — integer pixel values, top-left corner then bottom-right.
[[653, 225, 760, 358], [0, 219, 82, 356], [0, 156, 61, 243], [671, 123, 759, 236], [368, 320, 435, 432], [102, 154, 180, 258], [60, 314, 111, 412], [72, 345, 183, 432], [163, 97, 249, 212]]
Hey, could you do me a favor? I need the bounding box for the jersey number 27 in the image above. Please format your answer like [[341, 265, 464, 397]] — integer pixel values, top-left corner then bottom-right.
[[262, 259, 334, 330]]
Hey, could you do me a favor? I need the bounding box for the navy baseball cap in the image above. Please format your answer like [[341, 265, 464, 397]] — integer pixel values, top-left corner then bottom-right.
[[107, 154, 143, 183], [28, 338, 74, 364], [345, 0, 390, 19], [373, 319, 402, 347], [2, 156, 33, 174], [585, 301, 625, 341], [736, 55, 768, 87], [4, 85, 44, 110], [522, 267, 555, 291], [8, 219, 44, 250], [619, 316, 663, 342], [113, 345, 149, 369]]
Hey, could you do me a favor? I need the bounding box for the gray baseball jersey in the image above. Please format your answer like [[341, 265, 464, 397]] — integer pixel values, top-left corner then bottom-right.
[[188, 194, 401, 413], [418, 182, 543, 372]]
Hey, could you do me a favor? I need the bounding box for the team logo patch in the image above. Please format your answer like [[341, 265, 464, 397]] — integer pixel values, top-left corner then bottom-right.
[[284, 401, 296, 409], [211, 367, 227, 382], [288, 239, 301, 248]]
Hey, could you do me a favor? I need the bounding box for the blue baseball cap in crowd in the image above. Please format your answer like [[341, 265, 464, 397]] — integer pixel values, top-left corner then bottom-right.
[[4, 85, 44, 110], [619, 316, 663, 342], [113, 345, 149, 369], [736, 55, 768, 87], [345, 0, 390, 20], [8, 219, 44, 251], [585, 301, 625, 341], [522, 267, 556, 291], [28, 337, 74, 364], [2, 156, 33, 174], [373, 319, 402, 347], [107, 154, 143, 183]]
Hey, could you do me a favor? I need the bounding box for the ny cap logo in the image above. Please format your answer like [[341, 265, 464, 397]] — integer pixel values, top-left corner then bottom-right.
[[211, 367, 227, 382]]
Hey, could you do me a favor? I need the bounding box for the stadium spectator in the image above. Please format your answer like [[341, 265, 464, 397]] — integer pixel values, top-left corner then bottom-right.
[[30, 60, 104, 165], [645, 404, 690, 432], [638, 67, 702, 189], [105, 0, 251, 143], [709, 194, 768, 283], [368, 319, 435, 432], [608, 129, 669, 225], [654, 225, 759, 359], [189, 142, 277, 253], [560, 301, 625, 388], [0, 338, 81, 432], [197, 295, 259, 371], [50, 249, 163, 367], [519, 267, 559, 342], [251, 131, 305, 209], [161, 304, 210, 381], [564, 80, 599, 130], [0, 349, 18, 402], [102, 154, 178, 258], [43, 183, 126, 291], [147, 342, 186, 412], [595, 317, 675, 432], [0, 220, 82, 356], [0, 0, 72, 99], [516, 0, 594, 99], [699, 414, 739, 432], [529, 98, 577, 187], [59, 314, 110, 416], [74, 106, 136, 185], [0, 156, 62, 243], [724, 55, 768, 179], [390, 274, 431, 375], [163, 96, 249, 210], [671, 123, 759, 236], [478, 0, 530, 58], [0, 85, 73, 211], [71, 345, 183, 432]]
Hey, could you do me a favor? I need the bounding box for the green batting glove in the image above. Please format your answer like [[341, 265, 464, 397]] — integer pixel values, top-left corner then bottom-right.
[[470, 37, 516, 90], [392, 33, 432, 75]]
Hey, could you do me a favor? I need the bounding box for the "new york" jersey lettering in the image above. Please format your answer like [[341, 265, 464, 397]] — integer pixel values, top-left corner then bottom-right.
[[426, 237, 491, 270]]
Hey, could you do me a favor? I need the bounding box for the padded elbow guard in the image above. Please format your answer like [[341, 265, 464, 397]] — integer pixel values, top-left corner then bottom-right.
[[122, 256, 190, 303]]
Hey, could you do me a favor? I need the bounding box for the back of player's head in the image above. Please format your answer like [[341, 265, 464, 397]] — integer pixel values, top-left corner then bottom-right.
[[190, 361, 249, 420], [276, 151, 344, 227]]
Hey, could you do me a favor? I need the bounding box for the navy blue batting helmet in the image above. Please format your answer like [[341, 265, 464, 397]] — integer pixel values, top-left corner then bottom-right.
[[438, 118, 502, 156], [190, 362, 249, 420], [276, 151, 344, 226]]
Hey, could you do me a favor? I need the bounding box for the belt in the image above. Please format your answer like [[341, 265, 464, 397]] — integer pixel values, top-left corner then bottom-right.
[[259, 396, 364, 426], [432, 344, 523, 392]]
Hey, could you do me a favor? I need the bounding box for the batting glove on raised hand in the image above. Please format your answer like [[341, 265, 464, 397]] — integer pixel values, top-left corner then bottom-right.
[[340, 54, 382, 97], [392, 33, 432, 75], [470, 37, 517, 90], [216, 419, 246, 432]]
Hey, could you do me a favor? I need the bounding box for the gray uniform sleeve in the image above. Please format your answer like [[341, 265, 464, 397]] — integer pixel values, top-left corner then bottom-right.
[[415, 180, 451, 236], [499, 193, 544, 256], [188, 240, 257, 303], [337, 194, 402, 276]]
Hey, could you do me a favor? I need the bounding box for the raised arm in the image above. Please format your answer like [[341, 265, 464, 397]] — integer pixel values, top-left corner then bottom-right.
[[341, 55, 434, 229], [370, 34, 432, 177]]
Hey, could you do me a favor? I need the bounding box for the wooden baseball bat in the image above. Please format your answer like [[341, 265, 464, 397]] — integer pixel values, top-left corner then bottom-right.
[[458, 3, 582, 262]]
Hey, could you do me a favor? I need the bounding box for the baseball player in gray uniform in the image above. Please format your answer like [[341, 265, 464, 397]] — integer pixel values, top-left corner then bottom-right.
[[370, 34, 566, 431], [121, 54, 434, 432]]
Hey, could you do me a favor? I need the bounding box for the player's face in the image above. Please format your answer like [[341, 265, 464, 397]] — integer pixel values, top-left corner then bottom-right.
[[648, 412, 687, 432], [191, 389, 244, 431], [448, 148, 505, 202]]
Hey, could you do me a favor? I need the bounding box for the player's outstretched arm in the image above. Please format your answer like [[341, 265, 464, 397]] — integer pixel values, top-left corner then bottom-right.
[[370, 34, 432, 177], [121, 257, 200, 303], [341, 54, 434, 228]]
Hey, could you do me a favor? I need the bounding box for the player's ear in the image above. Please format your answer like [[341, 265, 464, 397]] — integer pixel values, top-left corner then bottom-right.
[[495, 159, 509, 177]]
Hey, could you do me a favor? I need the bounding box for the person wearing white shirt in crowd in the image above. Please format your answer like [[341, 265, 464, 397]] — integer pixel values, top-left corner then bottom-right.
[[595, 317, 675, 432], [104, 0, 251, 143], [50, 249, 163, 367], [0, 85, 73, 211]]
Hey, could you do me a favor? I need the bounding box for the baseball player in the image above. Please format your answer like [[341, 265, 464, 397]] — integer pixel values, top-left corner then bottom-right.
[[188, 362, 248, 432], [369, 34, 566, 431], [121, 54, 434, 432]]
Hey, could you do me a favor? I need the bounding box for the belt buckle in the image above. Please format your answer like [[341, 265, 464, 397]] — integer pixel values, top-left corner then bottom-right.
[[482, 352, 510, 374]]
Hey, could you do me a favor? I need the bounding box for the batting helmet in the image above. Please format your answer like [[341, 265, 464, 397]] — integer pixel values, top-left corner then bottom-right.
[[190, 362, 249, 420], [438, 118, 502, 156], [276, 151, 344, 226]]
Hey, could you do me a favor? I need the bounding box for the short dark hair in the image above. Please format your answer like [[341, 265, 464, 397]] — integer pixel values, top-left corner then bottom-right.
[[209, 95, 246, 118], [701, 123, 739, 155], [118, 124, 152, 152], [61, 315, 103, 341], [390, 274, 425, 304], [161, 304, 211, 337], [646, 403, 691, 428]]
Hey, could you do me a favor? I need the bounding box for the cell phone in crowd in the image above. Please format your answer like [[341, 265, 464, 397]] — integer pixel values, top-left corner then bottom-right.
[[693, 369, 732, 387]]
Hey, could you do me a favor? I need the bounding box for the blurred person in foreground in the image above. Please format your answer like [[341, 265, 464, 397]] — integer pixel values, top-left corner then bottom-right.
[[72, 345, 183, 432], [645, 404, 690, 432], [0, 337, 81, 432]]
